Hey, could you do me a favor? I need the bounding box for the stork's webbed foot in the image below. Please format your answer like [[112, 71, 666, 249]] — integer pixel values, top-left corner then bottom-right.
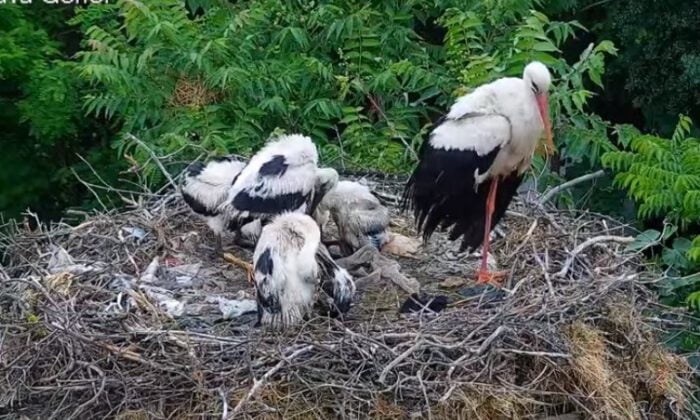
[[476, 269, 507, 286], [223, 252, 255, 286]]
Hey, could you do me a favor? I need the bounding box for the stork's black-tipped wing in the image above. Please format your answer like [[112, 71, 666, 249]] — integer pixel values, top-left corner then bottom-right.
[[220, 136, 318, 231], [253, 247, 281, 326], [402, 113, 520, 252], [316, 244, 355, 316]]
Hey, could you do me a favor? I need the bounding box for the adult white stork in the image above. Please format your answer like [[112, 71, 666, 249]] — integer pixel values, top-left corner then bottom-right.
[[217, 134, 338, 282], [181, 156, 261, 253], [314, 180, 390, 254], [253, 213, 355, 328], [402, 61, 554, 285]]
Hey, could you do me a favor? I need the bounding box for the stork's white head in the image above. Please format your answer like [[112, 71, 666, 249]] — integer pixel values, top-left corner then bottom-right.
[[523, 61, 551, 95], [523, 61, 554, 155]]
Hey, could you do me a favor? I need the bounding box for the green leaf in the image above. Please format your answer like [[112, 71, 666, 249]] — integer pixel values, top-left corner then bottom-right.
[[663, 238, 692, 270], [686, 291, 700, 313], [532, 41, 560, 53], [662, 273, 700, 292], [662, 224, 679, 240], [625, 229, 661, 252]]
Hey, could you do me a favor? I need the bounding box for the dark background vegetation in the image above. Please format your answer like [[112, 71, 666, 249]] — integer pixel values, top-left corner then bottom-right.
[[2, 0, 698, 219], [1, 0, 699, 364]]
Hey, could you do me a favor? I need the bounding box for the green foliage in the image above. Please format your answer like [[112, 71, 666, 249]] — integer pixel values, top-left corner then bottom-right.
[[0, 4, 122, 221], [603, 117, 700, 319], [0, 0, 620, 220], [0, 6, 59, 79], [73, 0, 456, 177], [18, 61, 83, 142], [70, 0, 615, 185], [602, 116, 700, 230], [602, 0, 700, 135], [546, 0, 700, 136], [1, 6, 75, 219]]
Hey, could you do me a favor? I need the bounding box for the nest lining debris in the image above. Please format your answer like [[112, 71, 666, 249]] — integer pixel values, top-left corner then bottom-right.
[[0, 177, 696, 420]]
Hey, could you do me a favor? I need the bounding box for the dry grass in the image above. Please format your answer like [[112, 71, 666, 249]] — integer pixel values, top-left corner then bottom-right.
[[637, 344, 689, 411], [169, 76, 221, 108], [566, 323, 637, 419], [434, 389, 539, 420]]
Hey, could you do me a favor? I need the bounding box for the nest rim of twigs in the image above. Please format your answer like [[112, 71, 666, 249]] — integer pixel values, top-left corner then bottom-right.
[[1, 175, 698, 420]]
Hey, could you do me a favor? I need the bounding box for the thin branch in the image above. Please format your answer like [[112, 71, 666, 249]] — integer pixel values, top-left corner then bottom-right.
[[365, 94, 419, 162], [532, 248, 555, 297], [495, 348, 571, 359], [555, 235, 635, 278], [219, 387, 229, 420], [125, 133, 179, 190], [379, 338, 424, 384], [70, 168, 110, 211], [539, 170, 606, 205], [475, 325, 506, 356]]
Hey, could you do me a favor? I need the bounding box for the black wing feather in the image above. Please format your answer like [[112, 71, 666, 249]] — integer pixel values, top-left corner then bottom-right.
[[403, 143, 499, 238], [403, 141, 521, 252], [232, 191, 308, 215], [258, 155, 288, 177], [254, 247, 281, 326], [182, 191, 218, 217]]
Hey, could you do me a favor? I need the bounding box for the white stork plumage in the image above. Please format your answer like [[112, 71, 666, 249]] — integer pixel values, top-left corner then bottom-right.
[[181, 156, 261, 253], [403, 61, 554, 285], [253, 213, 355, 328], [314, 180, 390, 254], [217, 134, 338, 232]]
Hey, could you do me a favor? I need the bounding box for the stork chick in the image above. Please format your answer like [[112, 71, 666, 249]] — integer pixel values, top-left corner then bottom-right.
[[253, 213, 321, 328], [253, 213, 356, 328], [403, 61, 554, 286], [218, 134, 338, 234], [181, 156, 259, 253], [315, 180, 390, 255]]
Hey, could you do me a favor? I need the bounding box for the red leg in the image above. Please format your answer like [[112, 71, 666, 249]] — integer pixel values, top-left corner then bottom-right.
[[476, 177, 507, 285]]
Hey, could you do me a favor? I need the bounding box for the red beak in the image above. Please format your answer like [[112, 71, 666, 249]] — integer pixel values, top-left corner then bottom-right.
[[536, 93, 555, 155]]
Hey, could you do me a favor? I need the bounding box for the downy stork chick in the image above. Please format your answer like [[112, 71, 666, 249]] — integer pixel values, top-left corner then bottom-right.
[[252, 213, 320, 328], [181, 156, 259, 253], [403, 61, 554, 286], [315, 180, 390, 254]]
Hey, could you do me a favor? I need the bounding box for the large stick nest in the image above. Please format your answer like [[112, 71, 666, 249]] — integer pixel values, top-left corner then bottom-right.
[[0, 175, 696, 419]]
